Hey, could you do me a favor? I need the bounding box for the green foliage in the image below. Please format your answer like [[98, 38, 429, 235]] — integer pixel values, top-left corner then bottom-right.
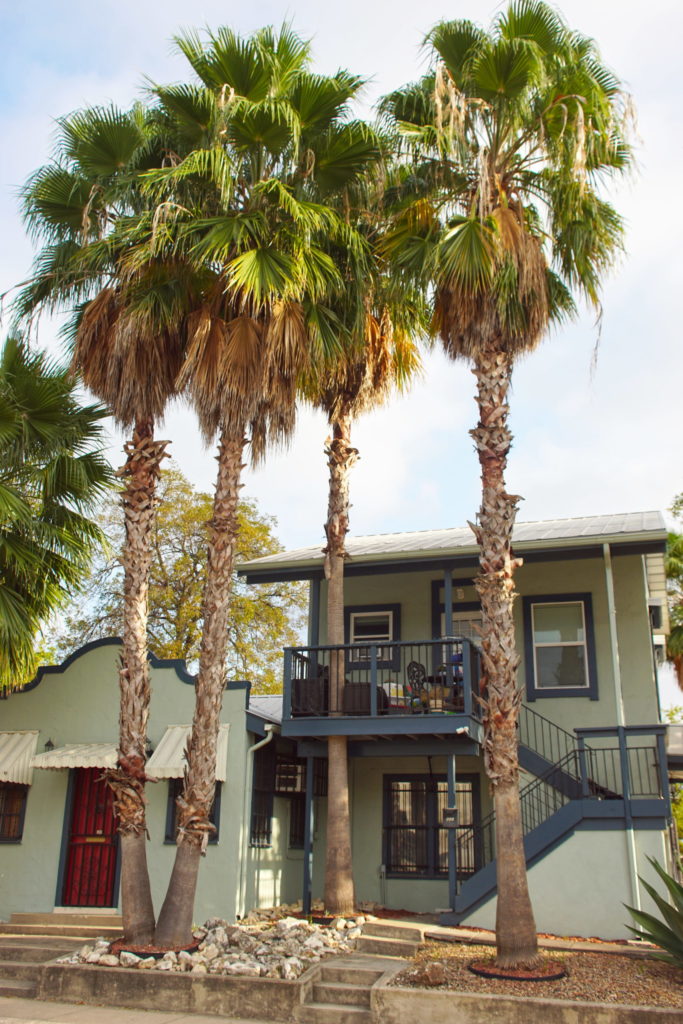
[[666, 495, 683, 689], [626, 858, 683, 967], [52, 463, 305, 692], [0, 336, 114, 691]]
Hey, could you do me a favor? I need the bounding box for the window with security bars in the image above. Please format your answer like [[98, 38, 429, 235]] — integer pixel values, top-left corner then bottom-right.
[[250, 744, 277, 847], [165, 779, 221, 844], [275, 755, 328, 796], [0, 783, 28, 842], [382, 775, 478, 878]]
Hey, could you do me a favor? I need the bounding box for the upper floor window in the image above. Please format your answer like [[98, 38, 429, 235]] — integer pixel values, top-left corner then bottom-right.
[[0, 783, 28, 842], [344, 604, 401, 670], [523, 594, 598, 701]]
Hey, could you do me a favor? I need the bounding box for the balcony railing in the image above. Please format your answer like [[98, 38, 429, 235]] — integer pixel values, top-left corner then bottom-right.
[[283, 638, 482, 721]]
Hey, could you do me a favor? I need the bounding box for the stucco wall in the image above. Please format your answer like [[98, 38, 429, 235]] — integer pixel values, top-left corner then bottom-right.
[[460, 826, 670, 939], [0, 640, 250, 924]]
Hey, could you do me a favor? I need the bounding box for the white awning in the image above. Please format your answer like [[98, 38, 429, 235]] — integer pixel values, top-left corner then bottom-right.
[[147, 725, 230, 782], [31, 742, 118, 770], [0, 732, 39, 785]]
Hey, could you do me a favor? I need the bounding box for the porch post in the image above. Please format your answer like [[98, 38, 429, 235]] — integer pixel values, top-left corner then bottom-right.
[[443, 568, 454, 636], [303, 756, 315, 916], [447, 753, 458, 911], [309, 578, 321, 646]]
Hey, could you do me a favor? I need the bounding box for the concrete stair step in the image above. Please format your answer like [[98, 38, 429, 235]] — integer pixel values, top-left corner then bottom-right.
[[355, 935, 418, 957], [10, 912, 122, 928], [0, 924, 121, 938], [319, 964, 383, 985], [298, 1004, 372, 1024], [362, 921, 423, 942], [312, 982, 372, 1007], [0, 959, 43, 980], [0, 940, 82, 962], [0, 977, 36, 998]]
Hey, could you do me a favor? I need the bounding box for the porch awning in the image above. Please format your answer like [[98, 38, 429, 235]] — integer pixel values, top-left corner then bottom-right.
[[0, 731, 39, 785], [31, 742, 118, 770], [147, 725, 230, 782]]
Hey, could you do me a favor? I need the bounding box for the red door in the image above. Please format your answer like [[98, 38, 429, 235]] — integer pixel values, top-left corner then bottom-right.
[[62, 769, 118, 907]]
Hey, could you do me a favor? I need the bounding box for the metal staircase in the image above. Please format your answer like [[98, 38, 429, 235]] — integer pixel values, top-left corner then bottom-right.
[[441, 709, 668, 923]]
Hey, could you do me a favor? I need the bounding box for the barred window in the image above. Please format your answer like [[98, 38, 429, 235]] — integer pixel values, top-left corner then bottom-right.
[[383, 775, 478, 878], [250, 744, 276, 847], [0, 783, 28, 842]]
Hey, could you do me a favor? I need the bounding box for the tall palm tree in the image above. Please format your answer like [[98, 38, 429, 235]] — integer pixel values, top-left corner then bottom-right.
[[380, 0, 632, 965], [142, 25, 384, 946], [0, 336, 113, 692], [18, 105, 198, 944]]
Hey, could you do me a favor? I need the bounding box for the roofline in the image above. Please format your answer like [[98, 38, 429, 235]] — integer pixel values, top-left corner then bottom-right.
[[240, 531, 667, 583]]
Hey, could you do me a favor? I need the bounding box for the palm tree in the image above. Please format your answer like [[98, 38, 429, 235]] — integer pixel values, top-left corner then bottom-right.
[[0, 336, 113, 692], [18, 105, 198, 944], [380, 0, 632, 965], [142, 25, 384, 945]]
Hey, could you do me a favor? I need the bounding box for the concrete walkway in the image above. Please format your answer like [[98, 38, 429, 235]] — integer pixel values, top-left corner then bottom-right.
[[0, 995, 262, 1024]]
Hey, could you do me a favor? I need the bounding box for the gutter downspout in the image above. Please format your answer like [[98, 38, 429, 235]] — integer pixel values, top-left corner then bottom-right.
[[603, 542, 641, 911], [238, 723, 278, 920]]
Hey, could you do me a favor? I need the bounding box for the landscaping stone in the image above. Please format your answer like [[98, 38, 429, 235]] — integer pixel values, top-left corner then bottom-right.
[[63, 909, 365, 980]]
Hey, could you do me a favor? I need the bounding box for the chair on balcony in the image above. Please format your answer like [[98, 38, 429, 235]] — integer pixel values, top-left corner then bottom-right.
[[405, 661, 427, 713], [341, 683, 389, 715], [291, 670, 329, 717]]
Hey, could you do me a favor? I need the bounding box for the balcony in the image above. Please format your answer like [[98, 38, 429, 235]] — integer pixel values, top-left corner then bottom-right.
[[281, 638, 484, 740]]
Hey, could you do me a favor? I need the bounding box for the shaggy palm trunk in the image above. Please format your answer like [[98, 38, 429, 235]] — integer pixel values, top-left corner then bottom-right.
[[323, 414, 357, 917], [155, 423, 246, 948], [469, 344, 538, 967], [106, 418, 168, 945]]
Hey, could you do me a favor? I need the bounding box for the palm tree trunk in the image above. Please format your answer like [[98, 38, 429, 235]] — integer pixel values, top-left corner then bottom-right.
[[106, 417, 168, 945], [155, 422, 246, 948], [323, 414, 357, 917], [469, 344, 538, 967]]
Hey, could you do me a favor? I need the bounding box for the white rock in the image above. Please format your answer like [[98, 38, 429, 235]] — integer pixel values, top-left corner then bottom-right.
[[331, 918, 345, 931], [191, 963, 208, 975], [98, 954, 120, 967], [202, 943, 220, 961], [227, 962, 261, 976], [156, 959, 174, 971], [347, 927, 362, 939], [85, 952, 101, 964], [162, 950, 178, 964], [138, 957, 157, 970], [303, 935, 324, 950], [119, 951, 142, 968]]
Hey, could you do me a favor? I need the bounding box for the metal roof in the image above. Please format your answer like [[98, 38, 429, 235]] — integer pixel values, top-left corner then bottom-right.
[[0, 731, 38, 785], [31, 742, 117, 770], [240, 511, 666, 576], [248, 695, 283, 725], [146, 725, 230, 782]]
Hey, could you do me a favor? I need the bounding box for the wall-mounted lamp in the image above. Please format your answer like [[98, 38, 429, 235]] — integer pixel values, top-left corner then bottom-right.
[[44, 737, 55, 752]]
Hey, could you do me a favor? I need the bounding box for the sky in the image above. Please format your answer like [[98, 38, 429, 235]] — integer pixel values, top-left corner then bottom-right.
[[1, 0, 681, 702]]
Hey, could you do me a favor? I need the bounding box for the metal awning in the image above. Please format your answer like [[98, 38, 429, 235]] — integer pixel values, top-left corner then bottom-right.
[[31, 742, 118, 770], [0, 732, 39, 785], [147, 725, 230, 782]]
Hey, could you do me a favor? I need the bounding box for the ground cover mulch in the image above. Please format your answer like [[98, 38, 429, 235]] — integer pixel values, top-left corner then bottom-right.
[[392, 941, 683, 1009]]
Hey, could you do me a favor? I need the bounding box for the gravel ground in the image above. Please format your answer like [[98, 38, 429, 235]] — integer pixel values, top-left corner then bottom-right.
[[392, 942, 683, 1009]]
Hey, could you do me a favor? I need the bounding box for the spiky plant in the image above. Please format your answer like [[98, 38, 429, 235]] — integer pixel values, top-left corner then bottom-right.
[[626, 857, 683, 967]]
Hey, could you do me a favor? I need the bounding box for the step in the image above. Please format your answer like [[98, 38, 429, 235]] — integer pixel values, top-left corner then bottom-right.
[[10, 912, 122, 928], [0, 960, 42, 981], [0, 940, 82, 962], [361, 921, 424, 942], [319, 964, 384, 986], [0, 924, 121, 939], [355, 935, 418, 957], [0, 977, 36, 998], [312, 982, 372, 1008], [298, 1003, 372, 1024]]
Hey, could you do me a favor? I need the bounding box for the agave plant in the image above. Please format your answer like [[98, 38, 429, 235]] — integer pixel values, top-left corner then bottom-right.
[[626, 857, 683, 967]]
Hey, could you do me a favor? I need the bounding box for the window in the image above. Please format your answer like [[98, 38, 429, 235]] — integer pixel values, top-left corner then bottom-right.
[[523, 594, 598, 700], [0, 783, 28, 842], [439, 611, 482, 649], [382, 775, 479, 878], [273, 755, 327, 850], [250, 744, 276, 847], [165, 779, 221, 844], [345, 604, 401, 670]]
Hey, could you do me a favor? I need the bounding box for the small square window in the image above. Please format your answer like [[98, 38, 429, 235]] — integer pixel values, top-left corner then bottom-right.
[[345, 604, 401, 670]]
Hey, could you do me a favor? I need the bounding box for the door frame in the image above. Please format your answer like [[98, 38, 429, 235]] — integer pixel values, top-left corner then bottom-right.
[[55, 768, 121, 908]]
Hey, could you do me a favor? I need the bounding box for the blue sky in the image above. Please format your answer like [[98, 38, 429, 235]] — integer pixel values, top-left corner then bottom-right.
[[1, 1, 681, 699]]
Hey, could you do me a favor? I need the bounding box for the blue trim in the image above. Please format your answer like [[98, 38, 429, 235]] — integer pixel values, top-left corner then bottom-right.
[[281, 714, 484, 742], [344, 604, 401, 670], [430, 581, 477, 640], [302, 758, 314, 916], [309, 579, 321, 647], [55, 770, 76, 906], [522, 594, 599, 701], [19, 636, 197, 692]]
